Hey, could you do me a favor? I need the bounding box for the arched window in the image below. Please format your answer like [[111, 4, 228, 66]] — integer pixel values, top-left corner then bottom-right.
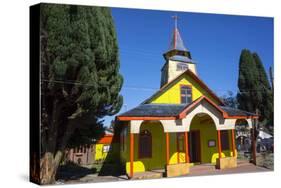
[[180, 85, 192, 104], [139, 130, 152, 158]]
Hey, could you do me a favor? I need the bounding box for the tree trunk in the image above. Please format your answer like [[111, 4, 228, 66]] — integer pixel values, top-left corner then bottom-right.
[[40, 119, 77, 184], [40, 109, 80, 184], [40, 151, 63, 185]]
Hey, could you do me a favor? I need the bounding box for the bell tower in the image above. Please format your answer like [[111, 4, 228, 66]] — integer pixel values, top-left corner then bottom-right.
[[160, 16, 197, 87]]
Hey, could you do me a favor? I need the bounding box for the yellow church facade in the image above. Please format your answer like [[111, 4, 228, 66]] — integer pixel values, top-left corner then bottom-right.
[[116, 19, 258, 178]]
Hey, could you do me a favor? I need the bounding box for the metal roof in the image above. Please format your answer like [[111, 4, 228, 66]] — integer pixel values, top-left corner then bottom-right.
[[118, 103, 188, 117], [168, 28, 187, 52], [169, 55, 195, 63], [220, 106, 257, 117], [118, 97, 257, 119]]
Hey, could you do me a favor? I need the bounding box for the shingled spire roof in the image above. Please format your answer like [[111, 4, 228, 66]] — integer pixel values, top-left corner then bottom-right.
[[168, 25, 187, 51], [163, 15, 194, 63]]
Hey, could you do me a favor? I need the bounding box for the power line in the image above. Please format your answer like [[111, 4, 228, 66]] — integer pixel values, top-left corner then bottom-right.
[[41, 79, 271, 94]]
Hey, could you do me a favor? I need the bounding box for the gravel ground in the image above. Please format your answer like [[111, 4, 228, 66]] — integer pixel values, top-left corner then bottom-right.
[[256, 152, 274, 170]]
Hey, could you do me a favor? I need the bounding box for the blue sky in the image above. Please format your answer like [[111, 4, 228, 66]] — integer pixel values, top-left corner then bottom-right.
[[103, 8, 273, 126]]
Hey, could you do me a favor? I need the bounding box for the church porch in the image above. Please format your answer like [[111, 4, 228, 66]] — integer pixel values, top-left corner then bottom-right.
[[117, 96, 258, 179]]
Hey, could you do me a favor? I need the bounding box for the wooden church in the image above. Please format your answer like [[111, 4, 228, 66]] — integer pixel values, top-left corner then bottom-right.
[[116, 17, 258, 178]]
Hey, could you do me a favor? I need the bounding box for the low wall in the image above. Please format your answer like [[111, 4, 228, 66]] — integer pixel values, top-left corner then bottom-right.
[[216, 157, 237, 169], [165, 163, 190, 177]]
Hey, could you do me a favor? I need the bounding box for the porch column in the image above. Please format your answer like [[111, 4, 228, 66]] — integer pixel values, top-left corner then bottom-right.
[[166, 132, 170, 165], [130, 133, 134, 178], [231, 129, 236, 157], [217, 130, 222, 159], [184, 131, 190, 163]]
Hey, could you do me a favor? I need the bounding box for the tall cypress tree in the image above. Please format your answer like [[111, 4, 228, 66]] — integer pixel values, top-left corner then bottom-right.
[[237, 49, 273, 130], [252, 53, 273, 128], [40, 4, 123, 184], [237, 49, 260, 112]]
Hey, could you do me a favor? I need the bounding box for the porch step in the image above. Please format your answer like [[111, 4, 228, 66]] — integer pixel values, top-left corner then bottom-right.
[[132, 170, 164, 180], [190, 164, 215, 173]]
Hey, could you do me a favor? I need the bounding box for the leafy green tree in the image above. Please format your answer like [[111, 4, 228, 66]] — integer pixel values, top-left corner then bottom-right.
[[237, 49, 273, 130], [40, 4, 123, 184]]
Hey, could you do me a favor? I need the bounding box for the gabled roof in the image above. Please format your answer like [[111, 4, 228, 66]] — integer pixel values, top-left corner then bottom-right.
[[117, 96, 258, 121], [118, 104, 187, 118], [142, 69, 224, 105]]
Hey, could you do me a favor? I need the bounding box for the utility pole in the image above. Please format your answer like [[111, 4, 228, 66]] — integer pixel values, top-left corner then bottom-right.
[[251, 118, 257, 165], [251, 109, 259, 165], [269, 66, 274, 91]]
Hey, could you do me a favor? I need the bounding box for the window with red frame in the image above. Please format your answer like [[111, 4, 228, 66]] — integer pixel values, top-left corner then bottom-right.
[[180, 85, 192, 104]]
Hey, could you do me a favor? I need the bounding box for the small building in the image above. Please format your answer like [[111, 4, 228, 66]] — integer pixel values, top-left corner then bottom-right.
[[65, 129, 119, 165], [94, 129, 119, 163], [65, 145, 93, 165], [116, 18, 258, 178]]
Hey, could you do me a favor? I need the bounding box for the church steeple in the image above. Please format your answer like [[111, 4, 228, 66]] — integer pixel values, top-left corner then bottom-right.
[[168, 15, 187, 52], [160, 15, 197, 87]]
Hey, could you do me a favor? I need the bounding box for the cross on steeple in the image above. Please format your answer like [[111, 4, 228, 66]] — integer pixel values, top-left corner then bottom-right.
[[172, 15, 178, 29], [168, 14, 186, 51]]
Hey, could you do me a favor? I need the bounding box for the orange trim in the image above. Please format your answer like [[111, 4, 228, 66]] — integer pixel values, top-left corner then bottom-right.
[[166, 132, 170, 165], [178, 96, 258, 120], [176, 133, 179, 163], [157, 69, 223, 105], [184, 131, 189, 163], [130, 133, 134, 178], [217, 130, 222, 159], [97, 135, 113, 144], [142, 69, 224, 105], [224, 115, 259, 119], [185, 69, 224, 105], [117, 116, 176, 121], [231, 129, 236, 157], [203, 96, 228, 116], [178, 96, 227, 119], [178, 96, 204, 119]]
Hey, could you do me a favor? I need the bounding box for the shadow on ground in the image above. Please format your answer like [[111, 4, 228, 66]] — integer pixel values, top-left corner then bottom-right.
[[97, 130, 126, 178], [56, 162, 97, 181], [98, 163, 125, 177]]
